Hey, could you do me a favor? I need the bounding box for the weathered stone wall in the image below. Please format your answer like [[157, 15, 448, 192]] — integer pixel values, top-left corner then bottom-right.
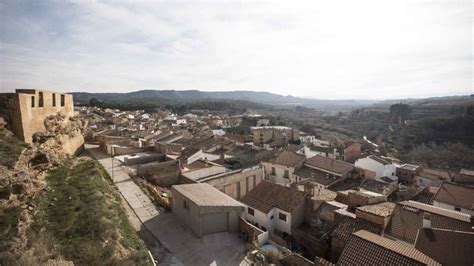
[[281, 253, 315, 266], [124, 153, 165, 166], [110, 146, 153, 156], [9, 90, 74, 143], [202, 166, 264, 200]]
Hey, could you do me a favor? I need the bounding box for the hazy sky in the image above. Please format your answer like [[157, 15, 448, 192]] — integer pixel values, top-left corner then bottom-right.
[[0, 0, 472, 99]]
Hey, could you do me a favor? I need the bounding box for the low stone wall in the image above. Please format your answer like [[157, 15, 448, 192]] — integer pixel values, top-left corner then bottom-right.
[[137, 160, 179, 176], [124, 153, 165, 166], [281, 253, 315, 266], [111, 146, 153, 156]]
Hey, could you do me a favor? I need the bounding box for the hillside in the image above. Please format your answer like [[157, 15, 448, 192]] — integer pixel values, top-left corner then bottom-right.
[[0, 125, 151, 265], [72, 90, 378, 112]]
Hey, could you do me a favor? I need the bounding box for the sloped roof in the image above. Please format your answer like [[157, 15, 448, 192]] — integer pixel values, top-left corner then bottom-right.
[[415, 228, 474, 266], [304, 155, 354, 175], [294, 166, 343, 186], [332, 216, 381, 242], [271, 150, 306, 167], [172, 183, 244, 208], [240, 180, 305, 213], [339, 230, 440, 265], [368, 155, 391, 165], [432, 182, 474, 210], [384, 200, 472, 244]]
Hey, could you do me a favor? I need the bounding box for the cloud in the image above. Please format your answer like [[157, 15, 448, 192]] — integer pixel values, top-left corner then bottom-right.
[[0, 0, 472, 99]]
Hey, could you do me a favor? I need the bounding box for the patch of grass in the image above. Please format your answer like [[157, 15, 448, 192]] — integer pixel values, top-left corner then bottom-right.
[[29, 159, 152, 265], [0, 133, 26, 168]]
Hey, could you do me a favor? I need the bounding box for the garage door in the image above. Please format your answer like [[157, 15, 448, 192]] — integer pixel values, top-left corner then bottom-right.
[[202, 212, 228, 235]]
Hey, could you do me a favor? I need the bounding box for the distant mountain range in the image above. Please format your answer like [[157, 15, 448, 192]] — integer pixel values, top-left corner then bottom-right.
[[72, 89, 380, 111]]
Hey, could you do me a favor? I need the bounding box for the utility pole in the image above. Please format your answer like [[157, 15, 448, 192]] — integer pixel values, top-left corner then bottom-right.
[[111, 148, 115, 183]]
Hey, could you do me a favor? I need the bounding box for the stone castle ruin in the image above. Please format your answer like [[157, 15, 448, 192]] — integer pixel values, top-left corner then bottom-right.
[[0, 89, 86, 155]]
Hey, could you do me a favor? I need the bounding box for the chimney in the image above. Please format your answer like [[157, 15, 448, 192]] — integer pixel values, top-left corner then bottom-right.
[[422, 212, 431, 228]]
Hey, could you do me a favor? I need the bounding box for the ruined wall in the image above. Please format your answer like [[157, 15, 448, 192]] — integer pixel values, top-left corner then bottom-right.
[[110, 146, 153, 156], [203, 167, 264, 200], [124, 153, 165, 166], [11, 90, 74, 143], [33, 113, 87, 156]]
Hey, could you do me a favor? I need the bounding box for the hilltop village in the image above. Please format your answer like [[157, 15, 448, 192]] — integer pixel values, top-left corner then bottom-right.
[[1, 89, 473, 265]]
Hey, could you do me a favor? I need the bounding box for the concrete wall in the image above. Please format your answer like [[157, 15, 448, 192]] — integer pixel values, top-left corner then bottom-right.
[[7, 90, 74, 143], [172, 187, 243, 237], [172, 188, 201, 236], [290, 200, 306, 231]]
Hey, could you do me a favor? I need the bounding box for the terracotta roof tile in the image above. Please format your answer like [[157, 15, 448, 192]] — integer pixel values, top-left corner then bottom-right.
[[304, 155, 353, 175], [271, 150, 306, 167], [339, 230, 440, 265], [415, 228, 474, 266], [240, 180, 306, 213], [384, 200, 473, 244], [432, 182, 474, 210]]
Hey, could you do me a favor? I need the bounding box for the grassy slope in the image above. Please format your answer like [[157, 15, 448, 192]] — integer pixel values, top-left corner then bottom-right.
[[0, 132, 26, 168], [28, 159, 152, 265]]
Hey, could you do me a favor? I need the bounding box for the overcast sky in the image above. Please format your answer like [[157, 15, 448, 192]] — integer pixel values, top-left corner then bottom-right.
[[0, 0, 472, 99]]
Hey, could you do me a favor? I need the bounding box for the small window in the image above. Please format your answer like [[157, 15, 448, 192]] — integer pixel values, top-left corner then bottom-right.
[[52, 93, 56, 106], [183, 200, 189, 210], [31, 96, 35, 107], [454, 207, 461, 212], [279, 212, 287, 222], [270, 215, 274, 220], [247, 207, 254, 216], [60, 94, 65, 106], [271, 167, 276, 175], [284, 169, 289, 179], [38, 92, 44, 107]]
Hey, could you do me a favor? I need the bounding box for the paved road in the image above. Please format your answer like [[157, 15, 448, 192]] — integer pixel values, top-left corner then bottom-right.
[[85, 144, 247, 265]]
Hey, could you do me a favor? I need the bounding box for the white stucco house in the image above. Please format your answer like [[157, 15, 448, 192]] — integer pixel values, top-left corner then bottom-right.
[[240, 180, 306, 236], [355, 155, 398, 180]]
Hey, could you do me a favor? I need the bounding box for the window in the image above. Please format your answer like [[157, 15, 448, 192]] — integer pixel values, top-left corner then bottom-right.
[[284, 169, 289, 179], [183, 200, 189, 210], [247, 207, 254, 216], [31, 96, 35, 107], [271, 167, 276, 175], [279, 212, 287, 222], [270, 215, 274, 220], [60, 94, 65, 106], [261, 226, 267, 231], [52, 93, 56, 106], [454, 207, 461, 212], [38, 92, 44, 107]]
